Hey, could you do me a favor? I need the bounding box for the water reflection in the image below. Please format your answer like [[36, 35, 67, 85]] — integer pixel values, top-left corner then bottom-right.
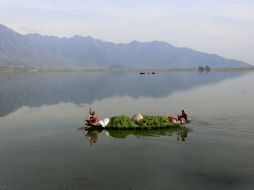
[[81, 126, 191, 145], [86, 130, 99, 145], [0, 71, 246, 117], [177, 126, 188, 141]]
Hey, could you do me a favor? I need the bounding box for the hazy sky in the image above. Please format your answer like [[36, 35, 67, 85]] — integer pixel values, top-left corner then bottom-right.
[[0, 0, 254, 64]]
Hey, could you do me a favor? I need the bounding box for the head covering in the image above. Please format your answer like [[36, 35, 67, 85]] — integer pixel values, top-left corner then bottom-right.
[[182, 109, 187, 114], [132, 113, 144, 122]]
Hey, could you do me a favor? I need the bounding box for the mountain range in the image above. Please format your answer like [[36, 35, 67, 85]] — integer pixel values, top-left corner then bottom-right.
[[0, 24, 250, 68]]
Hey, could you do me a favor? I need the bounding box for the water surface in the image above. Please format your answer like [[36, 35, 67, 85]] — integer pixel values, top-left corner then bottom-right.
[[0, 71, 253, 190]]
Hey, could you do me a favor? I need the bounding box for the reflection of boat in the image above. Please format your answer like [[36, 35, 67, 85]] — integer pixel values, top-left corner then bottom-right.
[[107, 128, 179, 138], [80, 126, 191, 145], [177, 126, 188, 141], [84, 126, 191, 139], [86, 130, 99, 145]]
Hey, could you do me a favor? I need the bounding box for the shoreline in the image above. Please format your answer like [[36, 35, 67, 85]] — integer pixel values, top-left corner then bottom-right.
[[1, 66, 254, 74]]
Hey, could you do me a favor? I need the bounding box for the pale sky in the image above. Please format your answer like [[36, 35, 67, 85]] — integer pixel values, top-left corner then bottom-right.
[[0, 0, 254, 64]]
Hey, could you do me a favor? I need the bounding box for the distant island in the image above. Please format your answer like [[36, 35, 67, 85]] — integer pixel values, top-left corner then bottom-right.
[[0, 24, 252, 71]]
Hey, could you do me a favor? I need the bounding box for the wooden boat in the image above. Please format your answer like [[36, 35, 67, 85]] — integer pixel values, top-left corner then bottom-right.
[[83, 115, 188, 130]]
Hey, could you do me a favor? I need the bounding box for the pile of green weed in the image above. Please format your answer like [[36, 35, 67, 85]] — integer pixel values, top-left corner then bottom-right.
[[137, 115, 176, 129], [107, 115, 179, 129], [107, 115, 138, 129]]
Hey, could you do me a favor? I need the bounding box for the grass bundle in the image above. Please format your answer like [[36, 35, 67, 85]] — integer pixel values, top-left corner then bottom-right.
[[106, 115, 180, 130]]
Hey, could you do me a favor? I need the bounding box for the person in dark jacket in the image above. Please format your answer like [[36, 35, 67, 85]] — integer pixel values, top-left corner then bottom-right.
[[177, 109, 189, 123]]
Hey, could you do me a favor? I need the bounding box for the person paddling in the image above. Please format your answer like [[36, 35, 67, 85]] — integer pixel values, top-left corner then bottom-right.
[[168, 109, 189, 124], [177, 109, 189, 123], [86, 108, 99, 126]]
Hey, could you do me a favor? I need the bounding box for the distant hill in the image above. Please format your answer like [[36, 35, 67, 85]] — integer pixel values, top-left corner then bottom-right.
[[0, 24, 251, 68]]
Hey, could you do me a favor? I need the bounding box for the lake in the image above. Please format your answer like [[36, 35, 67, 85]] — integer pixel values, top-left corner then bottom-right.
[[0, 71, 254, 190]]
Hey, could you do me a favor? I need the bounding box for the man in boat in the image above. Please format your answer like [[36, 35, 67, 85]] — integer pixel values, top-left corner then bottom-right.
[[168, 109, 189, 124], [86, 108, 99, 126], [85, 108, 110, 128], [177, 109, 189, 123]]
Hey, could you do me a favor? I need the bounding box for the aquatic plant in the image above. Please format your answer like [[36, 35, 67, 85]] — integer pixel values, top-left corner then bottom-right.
[[107, 115, 138, 129], [138, 115, 175, 129], [107, 115, 180, 129]]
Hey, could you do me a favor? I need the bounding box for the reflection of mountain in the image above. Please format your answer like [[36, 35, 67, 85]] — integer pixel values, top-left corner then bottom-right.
[[0, 72, 245, 117]]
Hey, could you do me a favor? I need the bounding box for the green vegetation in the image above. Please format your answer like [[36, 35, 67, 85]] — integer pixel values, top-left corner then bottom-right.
[[107, 116, 138, 129], [107, 115, 180, 130]]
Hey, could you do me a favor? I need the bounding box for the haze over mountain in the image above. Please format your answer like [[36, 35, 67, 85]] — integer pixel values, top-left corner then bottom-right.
[[0, 24, 250, 68]]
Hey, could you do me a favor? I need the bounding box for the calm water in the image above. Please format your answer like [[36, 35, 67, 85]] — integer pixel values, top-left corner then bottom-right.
[[0, 71, 254, 190]]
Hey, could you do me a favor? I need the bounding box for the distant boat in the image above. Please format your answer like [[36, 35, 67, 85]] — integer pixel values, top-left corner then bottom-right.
[[139, 72, 155, 75]]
